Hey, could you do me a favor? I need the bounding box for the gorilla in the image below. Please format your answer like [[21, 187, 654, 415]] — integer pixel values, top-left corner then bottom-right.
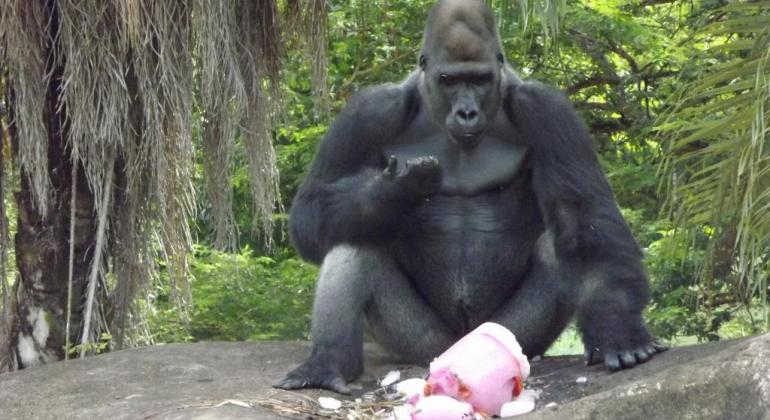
[[275, 0, 664, 393]]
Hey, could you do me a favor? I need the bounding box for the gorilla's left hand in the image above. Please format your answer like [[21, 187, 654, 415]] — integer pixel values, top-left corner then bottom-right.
[[584, 327, 667, 371]]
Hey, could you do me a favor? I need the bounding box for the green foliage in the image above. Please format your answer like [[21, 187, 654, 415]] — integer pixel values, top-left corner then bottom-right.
[[276, 125, 328, 203], [657, 1, 770, 334], [148, 246, 317, 342], [147, 0, 769, 348], [546, 324, 583, 356], [65, 333, 113, 356]]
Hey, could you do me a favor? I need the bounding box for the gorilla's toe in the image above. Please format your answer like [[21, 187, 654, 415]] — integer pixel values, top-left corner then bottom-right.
[[602, 351, 623, 372], [273, 375, 351, 394], [634, 347, 651, 363], [584, 347, 602, 366], [585, 339, 668, 372], [619, 350, 637, 369], [273, 357, 351, 394], [272, 376, 307, 390]]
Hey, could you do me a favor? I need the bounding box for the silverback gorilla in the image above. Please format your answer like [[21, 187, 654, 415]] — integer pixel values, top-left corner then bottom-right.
[[275, 0, 664, 393]]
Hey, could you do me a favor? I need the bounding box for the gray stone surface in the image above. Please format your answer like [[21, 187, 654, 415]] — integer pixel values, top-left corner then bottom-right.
[[0, 334, 768, 419]]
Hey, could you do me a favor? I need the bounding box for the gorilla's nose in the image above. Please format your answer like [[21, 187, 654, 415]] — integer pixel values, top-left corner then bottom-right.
[[456, 107, 479, 126]]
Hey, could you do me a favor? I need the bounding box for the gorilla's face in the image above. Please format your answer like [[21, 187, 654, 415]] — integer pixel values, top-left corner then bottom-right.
[[423, 59, 502, 149], [418, 0, 505, 150]]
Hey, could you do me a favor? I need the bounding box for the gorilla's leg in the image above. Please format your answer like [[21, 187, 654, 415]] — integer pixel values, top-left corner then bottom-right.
[[490, 231, 575, 357], [274, 245, 453, 393], [492, 231, 664, 368]]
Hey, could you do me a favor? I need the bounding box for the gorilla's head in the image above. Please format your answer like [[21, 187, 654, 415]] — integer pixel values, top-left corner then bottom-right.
[[419, 0, 505, 149]]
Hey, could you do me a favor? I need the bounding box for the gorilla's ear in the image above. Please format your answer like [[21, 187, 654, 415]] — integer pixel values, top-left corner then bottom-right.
[[419, 54, 427, 70], [497, 52, 505, 64]]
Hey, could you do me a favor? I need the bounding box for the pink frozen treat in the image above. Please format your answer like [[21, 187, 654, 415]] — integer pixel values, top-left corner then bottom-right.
[[425, 322, 530, 416], [410, 395, 475, 420]]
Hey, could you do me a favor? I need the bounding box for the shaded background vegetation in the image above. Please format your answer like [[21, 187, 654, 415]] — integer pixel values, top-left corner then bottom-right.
[[0, 0, 768, 367]]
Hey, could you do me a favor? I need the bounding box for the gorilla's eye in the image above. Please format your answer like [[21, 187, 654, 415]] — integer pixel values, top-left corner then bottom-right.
[[471, 73, 493, 85], [439, 74, 459, 86]]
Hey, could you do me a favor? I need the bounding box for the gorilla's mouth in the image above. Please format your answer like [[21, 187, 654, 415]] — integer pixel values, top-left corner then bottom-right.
[[449, 130, 483, 149]]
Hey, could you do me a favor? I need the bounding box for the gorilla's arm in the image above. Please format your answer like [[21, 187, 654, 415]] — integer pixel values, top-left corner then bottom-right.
[[509, 82, 659, 370], [290, 81, 425, 264], [509, 82, 642, 261]]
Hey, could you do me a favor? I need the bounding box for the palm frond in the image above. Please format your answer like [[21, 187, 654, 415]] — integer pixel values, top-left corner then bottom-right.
[[0, 0, 324, 351], [658, 3, 770, 316], [515, 0, 566, 39]]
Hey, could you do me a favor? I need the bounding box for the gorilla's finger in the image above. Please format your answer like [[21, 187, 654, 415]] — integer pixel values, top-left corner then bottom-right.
[[423, 155, 439, 167], [652, 342, 668, 353], [273, 375, 350, 394], [327, 377, 352, 395], [405, 156, 439, 169], [405, 157, 423, 168], [603, 351, 622, 372], [619, 351, 637, 369], [384, 155, 398, 177], [584, 348, 601, 366], [634, 347, 651, 363], [272, 376, 308, 390]]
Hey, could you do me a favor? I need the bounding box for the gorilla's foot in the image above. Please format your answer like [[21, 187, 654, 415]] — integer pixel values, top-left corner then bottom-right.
[[273, 353, 360, 394], [583, 327, 668, 372]]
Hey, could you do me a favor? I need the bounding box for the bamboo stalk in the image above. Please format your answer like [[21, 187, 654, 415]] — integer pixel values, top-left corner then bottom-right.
[[79, 148, 115, 358], [65, 158, 78, 360]]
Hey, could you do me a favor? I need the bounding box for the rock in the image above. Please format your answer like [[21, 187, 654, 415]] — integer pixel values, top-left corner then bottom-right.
[[0, 334, 767, 419], [524, 333, 770, 420]]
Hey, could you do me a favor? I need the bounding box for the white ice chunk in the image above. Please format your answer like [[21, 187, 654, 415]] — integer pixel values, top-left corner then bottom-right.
[[318, 397, 342, 410], [392, 404, 414, 420], [517, 388, 542, 402], [500, 400, 536, 417], [395, 377, 427, 397], [381, 370, 402, 386]]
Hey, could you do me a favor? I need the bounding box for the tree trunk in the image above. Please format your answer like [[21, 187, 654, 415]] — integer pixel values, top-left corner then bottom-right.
[[8, 1, 96, 369]]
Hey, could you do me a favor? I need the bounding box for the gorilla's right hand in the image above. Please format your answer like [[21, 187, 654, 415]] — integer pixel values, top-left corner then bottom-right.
[[273, 352, 352, 394], [384, 155, 442, 198]]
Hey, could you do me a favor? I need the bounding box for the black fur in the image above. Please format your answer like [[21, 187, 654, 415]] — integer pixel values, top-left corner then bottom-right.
[[275, 0, 664, 393]]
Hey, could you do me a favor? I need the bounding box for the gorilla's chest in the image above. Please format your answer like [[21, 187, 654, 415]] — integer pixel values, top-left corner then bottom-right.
[[397, 188, 543, 332], [385, 117, 538, 330], [383, 127, 527, 196], [394, 179, 543, 335]]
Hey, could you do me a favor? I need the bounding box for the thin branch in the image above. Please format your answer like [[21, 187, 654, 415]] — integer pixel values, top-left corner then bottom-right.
[[638, 0, 678, 7], [65, 157, 77, 360], [607, 42, 640, 74], [575, 101, 617, 110], [0, 102, 8, 327], [567, 74, 620, 94], [568, 29, 619, 77], [79, 147, 115, 358], [341, 50, 413, 90], [0, 174, 7, 331], [589, 118, 633, 134]]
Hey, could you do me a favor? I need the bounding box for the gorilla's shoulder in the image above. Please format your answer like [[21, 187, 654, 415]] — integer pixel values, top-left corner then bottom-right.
[[341, 72, 422, 131], [507, 80, 570, 106], [505, 79, 574, 116]]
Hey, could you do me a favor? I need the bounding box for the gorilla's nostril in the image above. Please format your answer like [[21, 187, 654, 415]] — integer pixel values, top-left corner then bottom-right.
[[458, 108, 478, 121]]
